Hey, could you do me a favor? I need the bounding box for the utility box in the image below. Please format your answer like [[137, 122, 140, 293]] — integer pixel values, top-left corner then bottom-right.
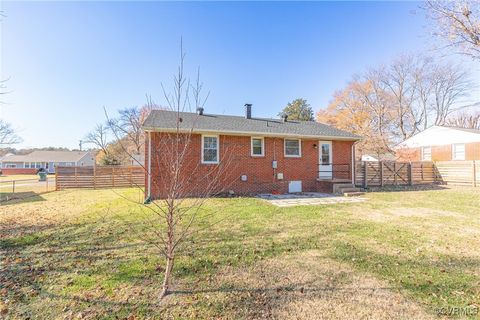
[[272, 160, 277, 169], [241, 175, 247, 181], [277, 173, 284, 180]]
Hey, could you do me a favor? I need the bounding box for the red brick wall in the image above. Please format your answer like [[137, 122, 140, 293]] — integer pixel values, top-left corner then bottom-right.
[[396, 142, 480, 161], [146, 132, 354, 198], [0, 168, 37, 175]]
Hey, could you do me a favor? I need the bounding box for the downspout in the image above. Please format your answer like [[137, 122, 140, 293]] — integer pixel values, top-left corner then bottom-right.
[[351, 141, 359, 185], [145, 131, 152, 203]]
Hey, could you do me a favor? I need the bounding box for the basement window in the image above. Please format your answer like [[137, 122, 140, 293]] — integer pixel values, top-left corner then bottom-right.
[[202, 135, 219, 164], [421, 146, 431, 161], [452, 143, 465, 160], [284, 139, 301, 157]]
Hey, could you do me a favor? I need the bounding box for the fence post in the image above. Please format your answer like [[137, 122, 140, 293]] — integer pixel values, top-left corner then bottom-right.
[[12, 180, 15, 194], [408, 162, 413, 186], [93, 164, 96, 190], [55, 169, 58, 191], [130, 167, 133, 187], [363, 161, 368, 188], [75, 167, 77, 185], [112, 166, 115, 188], [473, 160, 477, 188], [380, 161, 384, 187], [394, 162, 397, 185]]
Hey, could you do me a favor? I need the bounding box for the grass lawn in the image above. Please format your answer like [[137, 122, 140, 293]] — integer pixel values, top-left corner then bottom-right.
[[1, 187, 479, 319]]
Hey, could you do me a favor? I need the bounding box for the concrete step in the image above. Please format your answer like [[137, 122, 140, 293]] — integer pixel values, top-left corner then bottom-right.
[[338, 187, 361, 193], [344, 191, 365, 197], [332, 183, 354, 194]]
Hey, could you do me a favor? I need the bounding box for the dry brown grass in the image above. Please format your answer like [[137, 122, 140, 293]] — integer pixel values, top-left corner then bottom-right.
[[210, 250, 434, 320]]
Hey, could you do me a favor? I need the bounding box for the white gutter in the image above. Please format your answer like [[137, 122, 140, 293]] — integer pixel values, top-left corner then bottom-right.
[[143, 127, 360, 141], [147, 131, 152, 199], [351, 141, 359, 185]]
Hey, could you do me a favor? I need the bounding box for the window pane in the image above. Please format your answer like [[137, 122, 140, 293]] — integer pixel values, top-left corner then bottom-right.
[[203, 136, 218, 162], [453, 144, 465, 160], [321, 144, 330, 164], [422, 147, 431, 161], [204, 149, 217, 162], [285, 139, 300, 156], [252, 138, 263, 155]]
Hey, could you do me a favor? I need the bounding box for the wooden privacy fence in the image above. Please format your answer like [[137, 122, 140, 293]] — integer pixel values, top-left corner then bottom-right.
[[435, 161, 479, 187], [355, 161, 439, 187], [56, 166, 145, 190], [355, 160, 479, 187]]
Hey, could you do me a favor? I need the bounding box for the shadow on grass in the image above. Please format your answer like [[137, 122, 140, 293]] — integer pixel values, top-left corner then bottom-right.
[[0, 192, 47, 204], [364, 184, 449, 193], [330, 241, 480, 309]]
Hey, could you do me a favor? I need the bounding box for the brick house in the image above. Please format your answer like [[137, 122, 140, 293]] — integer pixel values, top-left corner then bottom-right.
[[142, 105, 360, 199], [396, 126, 480, 161]]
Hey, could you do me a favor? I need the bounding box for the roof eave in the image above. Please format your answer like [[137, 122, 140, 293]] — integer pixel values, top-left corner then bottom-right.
[[142, 127, 361, 141]]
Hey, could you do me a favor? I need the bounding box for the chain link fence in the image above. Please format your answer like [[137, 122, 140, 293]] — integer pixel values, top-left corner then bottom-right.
[[0, 176, 56, 202]]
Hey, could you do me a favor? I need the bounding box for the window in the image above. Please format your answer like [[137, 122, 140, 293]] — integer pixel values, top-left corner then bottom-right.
[[421, 146, 432, 161], [25, 162, 31, 168], [284, 139, 301, 157], [202, 135, 219, 164], [251, 137, 264, 156], [321, 143, 330, 165], [5, 164, 17, 168], [452, 143, 465, 160]]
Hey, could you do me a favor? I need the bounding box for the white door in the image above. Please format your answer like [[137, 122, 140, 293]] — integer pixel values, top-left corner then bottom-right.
[[319, 141, 332, 179]]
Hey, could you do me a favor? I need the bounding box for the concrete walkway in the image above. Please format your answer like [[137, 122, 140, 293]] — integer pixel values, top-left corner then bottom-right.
[[257, 192, 367, 207]]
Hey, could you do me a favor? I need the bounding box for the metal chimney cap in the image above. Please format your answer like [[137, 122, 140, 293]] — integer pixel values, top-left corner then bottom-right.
[[244, 103, 252, 119]]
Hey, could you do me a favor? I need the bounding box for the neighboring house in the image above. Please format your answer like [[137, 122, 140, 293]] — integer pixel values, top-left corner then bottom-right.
[[0, 150, 95, 174], [361, 154, 378, 162], [142, 105, 360, 199], [396, 126, 480, 161]]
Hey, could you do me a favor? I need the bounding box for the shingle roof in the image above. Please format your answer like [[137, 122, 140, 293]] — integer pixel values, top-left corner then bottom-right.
[[1, 151, 92, 163], [143, 110, 360, 140], [443, 126, 480, 135]]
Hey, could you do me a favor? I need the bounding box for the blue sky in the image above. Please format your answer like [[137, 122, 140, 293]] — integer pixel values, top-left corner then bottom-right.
[[1, 1, 479, 149]]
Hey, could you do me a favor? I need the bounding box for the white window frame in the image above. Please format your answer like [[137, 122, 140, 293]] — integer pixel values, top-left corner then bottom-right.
[[284, 138, 302, 158], [421, 146, 432, 161], [201, 134, 220, 164], [452, 143, 465, 160], [251, 137, 265, 157]]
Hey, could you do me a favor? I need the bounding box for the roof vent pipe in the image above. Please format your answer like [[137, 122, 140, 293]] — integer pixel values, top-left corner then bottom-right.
[[281, 113, 288, 122], [244, 103, 252, 119], [196, 107, 204, 115]]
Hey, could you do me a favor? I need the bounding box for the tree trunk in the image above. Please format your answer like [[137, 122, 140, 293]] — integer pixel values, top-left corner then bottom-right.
[[160, 255, 174, 299]]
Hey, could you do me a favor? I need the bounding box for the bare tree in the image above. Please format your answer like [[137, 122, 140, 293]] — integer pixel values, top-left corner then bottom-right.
[[84, 123, 110, 154], [424, 0, 480, 59], [317, 54, 473, 156], [0, 120, 21, 145], [107, 42, 235, 300], [446, 108, 480, 129], [429, 63, 472, 125], [108, 104, 156, 155]]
